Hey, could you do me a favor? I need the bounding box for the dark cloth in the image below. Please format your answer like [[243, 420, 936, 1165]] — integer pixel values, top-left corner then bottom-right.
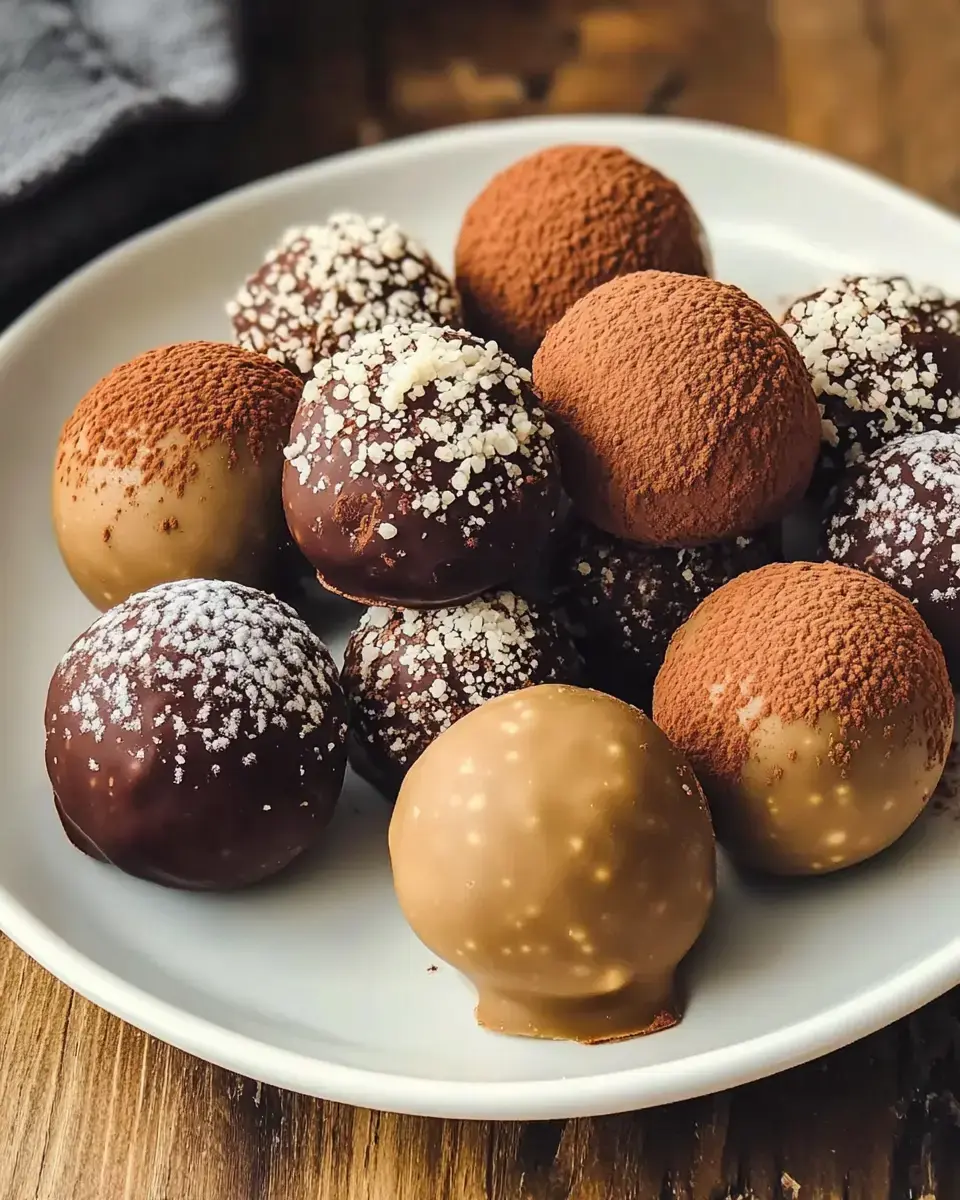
[[0, 0, 240, 321]]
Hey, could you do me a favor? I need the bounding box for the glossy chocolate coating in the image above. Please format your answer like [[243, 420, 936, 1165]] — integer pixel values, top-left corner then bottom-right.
[[282, 324, 560, 607], [782, 275, 960, 487], [44, 580, 348, 890], [826, 431, 960, 681], [552, 519, 777, 706], [342, 592, 582, 794], [389, 685, 716, 1043], [228, 214, 462, 377]]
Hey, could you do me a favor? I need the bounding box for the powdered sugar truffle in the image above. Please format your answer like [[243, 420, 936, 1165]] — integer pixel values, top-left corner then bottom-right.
[[342, 591, 582, 793], [283, 324, 561, 607], [44, 579, 349, 889], [826, 430, 960, 680], [227, 214, 462, 376], [783, 275, 960, 478]]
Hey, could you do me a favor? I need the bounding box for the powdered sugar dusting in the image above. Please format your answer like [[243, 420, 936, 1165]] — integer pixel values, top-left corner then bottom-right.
[[50, 579, 342, 779], [827, 431, 960, 603], [227, 214, 461, 375], [783, 275, 960, 466]]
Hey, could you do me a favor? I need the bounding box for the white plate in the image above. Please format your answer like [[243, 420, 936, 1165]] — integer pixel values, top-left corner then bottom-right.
[[3, 115, 960, 1121]]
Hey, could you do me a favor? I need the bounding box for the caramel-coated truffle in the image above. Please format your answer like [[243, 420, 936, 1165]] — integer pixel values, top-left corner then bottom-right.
[[826, 431, 960, 680], [44, 579, 348, 890], [455, 145, 709, 364], [552, 520, 778, 706], [53, 342, 302, 611], [228, 214, 462, 377], [652, 562, 954, 875], [389, 685, 716, 1043], [343, 591, 582, 793], [782, 276, 960, 483], [283, 324, 560, 607], [533, 272, 820, 546]]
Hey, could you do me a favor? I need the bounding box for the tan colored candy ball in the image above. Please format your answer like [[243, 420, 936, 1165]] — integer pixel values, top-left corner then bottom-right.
[[389, 684, 716, 1044]]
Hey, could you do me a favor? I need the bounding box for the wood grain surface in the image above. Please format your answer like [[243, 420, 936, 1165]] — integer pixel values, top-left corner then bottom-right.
[[7, 2, 960, 1197]]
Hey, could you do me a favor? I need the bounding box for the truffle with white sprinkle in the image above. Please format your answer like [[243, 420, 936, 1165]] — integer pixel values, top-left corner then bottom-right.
[[342, 591, 582, 793], [227, 214, 462, 376], [782, 275, 960, 483], [826, 430, 960, 680], [552, 519, 778, 705], [282, 323, 561, 607], [44, 579, 348, 890]]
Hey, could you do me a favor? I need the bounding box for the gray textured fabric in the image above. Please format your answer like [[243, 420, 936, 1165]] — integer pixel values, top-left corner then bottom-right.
[[0, 0, 238, 199], [0, 0, 240, 321]]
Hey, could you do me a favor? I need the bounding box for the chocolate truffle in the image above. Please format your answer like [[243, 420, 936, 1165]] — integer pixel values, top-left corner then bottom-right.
[[342, 591, 582, 793], [455, 145, 709, 364], [44, 579, 348, 890], [826, 431, 960, 680], [283, 324, 561, 607], [53, 342, 301, 611], [228, 214, 462, 377], [552, 519, 778, 705], [782, 275, 960, 480], [389, 685, 716, 1043], [533, 272, 820, 546], [653, 562, 953, 875]]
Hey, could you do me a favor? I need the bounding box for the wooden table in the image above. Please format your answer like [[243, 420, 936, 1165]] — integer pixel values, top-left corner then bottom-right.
[[6, 2, 960, 1196]]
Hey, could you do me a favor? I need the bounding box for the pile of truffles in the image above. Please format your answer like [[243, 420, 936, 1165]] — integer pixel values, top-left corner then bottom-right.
[[45, 143, 960, 1048]]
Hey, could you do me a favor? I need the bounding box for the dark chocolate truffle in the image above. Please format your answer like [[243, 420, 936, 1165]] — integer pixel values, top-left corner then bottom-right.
[[389, 684, 716, 1043], [653, 562, 953, 875], [283, 323, 561, 607], [342, 591, 582, 793], [782, 275, 960, 480], [826, 431, 960, 680], [533, 272, 820, 546], [228, 214, 462, 376], [44, 579, 348, 890], [552, 519, 777, 705], [455, 145, 710, 364], [53, 342, 302, 611]]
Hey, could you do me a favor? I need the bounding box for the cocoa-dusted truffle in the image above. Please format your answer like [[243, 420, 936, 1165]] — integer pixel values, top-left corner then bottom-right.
[[552, 519, 778, 705], [783, 276, 960, 480], [44, 579, 348, 890], [389, 685, 716, 1043], [533, 272, 820, 546], [283, 324, 561, 607], [228, 214, 462, 377], [53, 342, 301, 611], [343, 591, 582, 793], [826, 431, 960, 680], [455, 145, 709, 365], [653, 562, 953, 875]]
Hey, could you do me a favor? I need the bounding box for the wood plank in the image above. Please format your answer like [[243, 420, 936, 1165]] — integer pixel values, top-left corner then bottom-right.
[[6, 933, 960, 1198]]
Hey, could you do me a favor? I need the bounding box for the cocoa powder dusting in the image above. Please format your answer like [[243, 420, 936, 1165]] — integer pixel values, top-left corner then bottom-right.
[[55, 343, 302, 497], [533, 272, 820, 545], [653, 562, 954, 782], [455, 145, 708, 364]]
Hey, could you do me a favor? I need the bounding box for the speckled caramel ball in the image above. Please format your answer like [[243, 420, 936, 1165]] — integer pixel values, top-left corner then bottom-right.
[[389, 684, 716, 1044], [53, 343, 302, 610], [653, 562, 954, 875]]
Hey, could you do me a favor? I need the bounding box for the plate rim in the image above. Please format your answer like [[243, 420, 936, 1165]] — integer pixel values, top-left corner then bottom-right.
[[5, 112, 960, 1120]]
